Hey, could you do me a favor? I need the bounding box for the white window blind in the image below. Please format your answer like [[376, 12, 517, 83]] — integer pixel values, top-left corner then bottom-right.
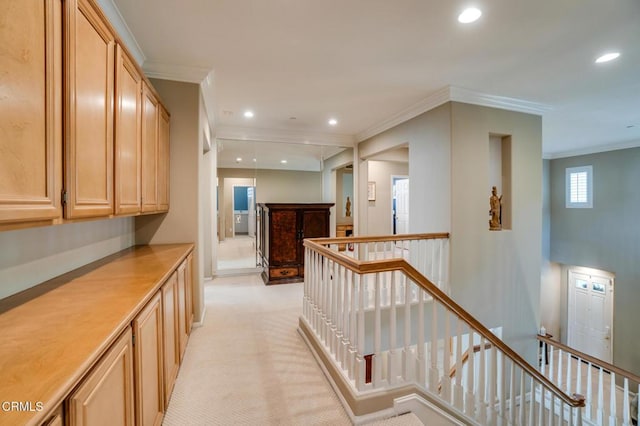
[[566, 166, 593, 208]]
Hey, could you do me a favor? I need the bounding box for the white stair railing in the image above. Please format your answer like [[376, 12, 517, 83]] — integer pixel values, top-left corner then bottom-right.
[[538, 335, 640, 426], [302, 234, 585, 425]]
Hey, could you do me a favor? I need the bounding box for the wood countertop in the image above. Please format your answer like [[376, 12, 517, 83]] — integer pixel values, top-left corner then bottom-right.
[[0, 243, 194, 426]]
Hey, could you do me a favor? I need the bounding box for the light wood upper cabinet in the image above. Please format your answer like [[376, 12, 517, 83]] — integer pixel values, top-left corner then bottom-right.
[[141, 83, 159, 213], [157, 105, 170, 212], [64, 0, 115, 219], [132, 292, 164, 426], [0, 0, 62, 225], [114, 45, 142, 216], [67, 327, 135, 426]]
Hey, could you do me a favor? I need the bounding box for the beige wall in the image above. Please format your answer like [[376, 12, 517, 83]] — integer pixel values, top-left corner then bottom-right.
[[0, 217, 134, 299], [255, 169, 322, 203], [367, 160, 408, 236], [449, 102, 542, 363], [136, 79, 208, 323]]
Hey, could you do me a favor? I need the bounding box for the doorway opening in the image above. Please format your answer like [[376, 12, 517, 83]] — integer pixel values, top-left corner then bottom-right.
[[392, 176, 409, 234], [567, 268, 614, 363]]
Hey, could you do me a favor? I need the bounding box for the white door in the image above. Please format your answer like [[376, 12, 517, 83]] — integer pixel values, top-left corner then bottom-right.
[[395, 178, 409, 234], [568, 271, 613, 362]]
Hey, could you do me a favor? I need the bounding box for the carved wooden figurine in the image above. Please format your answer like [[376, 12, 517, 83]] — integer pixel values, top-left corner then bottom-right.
[[489, 186, 502, 230], [345, 196, 351, 217]]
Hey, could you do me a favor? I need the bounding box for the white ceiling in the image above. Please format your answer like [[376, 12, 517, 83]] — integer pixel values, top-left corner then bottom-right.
[[111, 0, 640, 164]]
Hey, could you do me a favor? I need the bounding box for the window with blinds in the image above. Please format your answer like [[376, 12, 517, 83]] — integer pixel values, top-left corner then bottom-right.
[[566, 165, 593, 208]]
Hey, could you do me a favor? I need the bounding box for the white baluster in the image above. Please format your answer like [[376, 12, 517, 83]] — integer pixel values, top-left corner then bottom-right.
[[403, 273, 412, 381], [538, 385, 544, 426], [541, 340, 546, 376], [557, 348, 563, 388], [373, 273, 382, 388], [429, 297, 438, 391], [549, 343, 555, 382], [509, 360, 516, 424], [356, 273, 365, 390], [453, 319, 464, 410], [528, 377, 535, 426], [597, 367, 604, 424], [549, 395, 556, 426], [498, 352, 505, 421], [349, 270, 357, 380], [477, 337, 486, 424], [609, 371, 617, 426], [622, 378, 630, 426], [586, 362, 593, 421], [519, 369, 526, 425], [488, 345, 497, 424], [576, 357, 582, 402], [465, 330, 475, 418], [335, 264, 343, 365], [566, 351, 572, 394], [417, 286, 425, 385], [442, 310, 451, 403], [341, 265, 350, 369], [388, 271, 397, 385]]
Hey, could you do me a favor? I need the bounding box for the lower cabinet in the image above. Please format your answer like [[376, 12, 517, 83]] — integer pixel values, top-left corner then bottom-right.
[[41, 405, 64, 426], [161, 272, 180, 407], [132, 292, 164, 426], [67, 327, 135, 426]]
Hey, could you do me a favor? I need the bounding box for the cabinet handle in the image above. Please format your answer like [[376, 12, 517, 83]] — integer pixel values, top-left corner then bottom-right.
[[280, 270, 290, 275]]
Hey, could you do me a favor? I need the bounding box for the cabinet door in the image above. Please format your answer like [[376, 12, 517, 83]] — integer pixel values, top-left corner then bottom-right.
[[157, 106, 170, 212], [114, 45, 142, 216], [176, 260, 188, 361], [0, 0, 62, 225], [67, 327, 135, 426], [132, 292, 164, 426], [300, 209, 330, 275], [141, 83, 158, 213], [270, 209, 299, 266], [161, 273, 179, 407], [64, 0, 115, 218]]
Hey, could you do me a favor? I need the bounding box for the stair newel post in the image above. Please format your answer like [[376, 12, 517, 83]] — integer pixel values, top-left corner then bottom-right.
[[388, 271, 397, 385], [373, 272, 382, 388], [402, 273, 412, 382], [477, 336, 487, 424], [609, 371, 617, 425], [416, 285, 426, 386], [575, 402, 583, 426], [465, 329, 475, 418], [453, 318, 464, 410], [356, 271, 366, 391]]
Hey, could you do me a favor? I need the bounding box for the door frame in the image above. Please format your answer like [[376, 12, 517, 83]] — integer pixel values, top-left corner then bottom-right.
[[390, 175, 409, 234], [566, 268, 614, 362]]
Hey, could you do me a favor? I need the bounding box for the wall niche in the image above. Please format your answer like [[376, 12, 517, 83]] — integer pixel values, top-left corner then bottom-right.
[[489, 134, 512, 230]]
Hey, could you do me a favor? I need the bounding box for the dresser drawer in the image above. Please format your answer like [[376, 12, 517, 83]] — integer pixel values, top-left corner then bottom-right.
[[269, 267, 298, 279]]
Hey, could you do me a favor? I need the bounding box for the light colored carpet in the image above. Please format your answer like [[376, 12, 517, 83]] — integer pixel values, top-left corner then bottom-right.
[[163, 274, 423, 425], [217, 236, 257, 270]]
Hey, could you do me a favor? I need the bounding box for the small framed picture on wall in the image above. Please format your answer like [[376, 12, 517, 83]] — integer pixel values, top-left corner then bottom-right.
[[367, 182, 376, 201]]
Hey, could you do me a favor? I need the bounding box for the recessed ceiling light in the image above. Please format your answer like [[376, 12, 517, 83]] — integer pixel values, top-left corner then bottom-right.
[[236, 157, 242, 162], [252, 158, 257, 162], [595, 52, 620, 63], [244, 110, 254, 118], [328, 118, 338, 126], [280, 159, 287, 164], [458, 7, 482, 24]]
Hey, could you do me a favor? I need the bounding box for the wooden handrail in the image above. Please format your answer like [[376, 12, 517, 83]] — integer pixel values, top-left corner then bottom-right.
[[310, 232, 450, 245], [537, 334, 640, 385], [304, 237, 585, 408]]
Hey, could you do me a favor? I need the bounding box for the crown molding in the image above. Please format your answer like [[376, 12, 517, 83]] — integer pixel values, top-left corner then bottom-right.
[[96, 0, 146, 65], [356, 86, 451, 142], [449, 86, 553, 115], [356, 85, 553, 142], [143, 62, 212, 84], [544, 138, 640, 159], [216, 125, 355, 147]]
